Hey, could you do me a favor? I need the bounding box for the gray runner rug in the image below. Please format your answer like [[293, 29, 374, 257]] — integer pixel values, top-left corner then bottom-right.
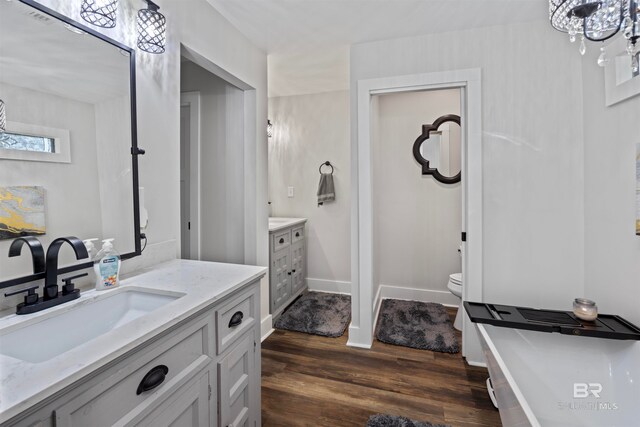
[[274, 292, 351, 337], [375, 299, 460, 353], [366, 414, 450, 427]]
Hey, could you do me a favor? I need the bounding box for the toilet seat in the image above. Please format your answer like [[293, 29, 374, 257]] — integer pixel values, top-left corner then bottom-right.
[[447, 273, 463, 331], [449, 273, 462, 285]]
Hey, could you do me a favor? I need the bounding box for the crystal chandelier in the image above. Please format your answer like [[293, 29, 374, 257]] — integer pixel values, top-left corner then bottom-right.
[[549, 0, 640, 72]]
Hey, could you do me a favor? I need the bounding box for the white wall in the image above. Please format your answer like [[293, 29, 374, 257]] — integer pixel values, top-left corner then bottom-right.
[[372, 89, 461, 306], [0, 83, 102, 282], [181, 61, 245, 264], [95, 95, 136, 253], [25, 0, 270, 326], [268, 90, 351, 291], [582, 50, 640, 327], [350, 20, 585, 357]]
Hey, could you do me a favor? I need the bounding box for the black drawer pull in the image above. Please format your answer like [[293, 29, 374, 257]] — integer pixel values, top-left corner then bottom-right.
[[137, 365, 168, 395], [295, 232, 300, 237], [292, 269, 296, 273], [229, 311, 244, 327], [279, 237, 284, 244]]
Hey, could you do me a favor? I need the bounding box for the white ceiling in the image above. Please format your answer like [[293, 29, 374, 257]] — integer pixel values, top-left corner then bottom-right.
[[206, 0, 549, 97], [206, 0, 548, 54]]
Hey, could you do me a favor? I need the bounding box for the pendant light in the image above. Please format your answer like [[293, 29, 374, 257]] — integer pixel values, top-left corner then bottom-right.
[[137, 0, 167, 54], [80, 0, 118, 28]]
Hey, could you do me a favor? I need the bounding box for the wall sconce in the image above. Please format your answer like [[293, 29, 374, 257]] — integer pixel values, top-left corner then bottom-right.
[[0, 99, 5, 134], [80, 0, 118, 28], [267, 120, 273, 138], [137, 0, 167, 54]]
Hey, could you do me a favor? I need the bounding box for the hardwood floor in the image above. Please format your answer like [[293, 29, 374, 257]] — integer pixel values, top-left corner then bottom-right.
[[261, 308, 502, 427]]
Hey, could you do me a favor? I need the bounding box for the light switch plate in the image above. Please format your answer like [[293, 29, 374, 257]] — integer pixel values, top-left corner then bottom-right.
[[287, 186, 294, 198]]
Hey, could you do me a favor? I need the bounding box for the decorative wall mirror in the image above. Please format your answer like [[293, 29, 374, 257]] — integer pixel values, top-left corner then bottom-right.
[[0, 0, 142, 288], [412, 114, 461, 184]]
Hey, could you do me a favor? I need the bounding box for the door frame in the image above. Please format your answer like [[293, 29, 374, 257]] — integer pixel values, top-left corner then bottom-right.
[[180, 91, 202, 260], [349, 68, 484, 364], [180, 44, 258, 266]]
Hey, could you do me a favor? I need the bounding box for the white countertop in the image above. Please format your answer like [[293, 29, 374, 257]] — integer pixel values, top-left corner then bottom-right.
[[0, 259, 266, 424], [268, 217, 307, 232]]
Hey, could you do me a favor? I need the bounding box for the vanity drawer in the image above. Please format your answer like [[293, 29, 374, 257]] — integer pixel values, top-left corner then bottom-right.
[[272, 230, 291, 252], [55, 315, 213, 427], [291, 226, 305, 243], [216, 286, 258, 355]]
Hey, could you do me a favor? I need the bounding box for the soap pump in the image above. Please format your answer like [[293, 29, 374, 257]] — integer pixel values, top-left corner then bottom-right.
[[83, 238, 99, 258], [94, 239, 121, 291]]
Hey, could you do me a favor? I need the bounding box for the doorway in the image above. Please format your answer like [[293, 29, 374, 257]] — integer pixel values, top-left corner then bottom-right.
[[370, 87, 463, 324], [350, 69, 484, 364], [180, 92, 201, 260], [179, 46, 257, 265]]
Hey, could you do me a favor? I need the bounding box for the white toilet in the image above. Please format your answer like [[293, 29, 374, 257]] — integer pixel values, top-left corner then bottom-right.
[[447, 273, 463, 331]]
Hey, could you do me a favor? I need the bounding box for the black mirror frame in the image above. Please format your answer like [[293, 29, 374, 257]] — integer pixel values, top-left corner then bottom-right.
[[0, 0, 142, 290], [412, 114, 461, 185]]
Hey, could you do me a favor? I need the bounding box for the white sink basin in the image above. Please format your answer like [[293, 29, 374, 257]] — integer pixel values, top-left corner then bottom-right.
[[0, 287, 183, 363]]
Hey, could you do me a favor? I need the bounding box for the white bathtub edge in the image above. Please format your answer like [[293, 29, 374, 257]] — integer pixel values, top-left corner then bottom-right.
[[477, 324, 541, 427]]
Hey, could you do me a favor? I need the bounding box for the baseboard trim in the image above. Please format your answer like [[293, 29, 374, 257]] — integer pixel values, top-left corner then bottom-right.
[[306, 278, 351, 295], [346, 324, 372, 348], [261, 314, 274, 342], [466, 359, 487, 368], [372, 285, 383, 333], [378, 284, 460, 307]]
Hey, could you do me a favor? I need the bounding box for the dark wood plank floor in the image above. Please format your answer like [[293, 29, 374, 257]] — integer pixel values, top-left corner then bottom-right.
[[261, 308, 502, 427]]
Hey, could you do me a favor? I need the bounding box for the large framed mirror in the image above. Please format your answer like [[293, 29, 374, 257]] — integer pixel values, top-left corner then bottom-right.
[[0, 0, 141, 288], [412, 114, 461, 184]]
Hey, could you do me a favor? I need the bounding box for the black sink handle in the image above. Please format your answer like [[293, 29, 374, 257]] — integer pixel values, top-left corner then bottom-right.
[[136, 365, 169, 395], [229, 311, 244, 328]]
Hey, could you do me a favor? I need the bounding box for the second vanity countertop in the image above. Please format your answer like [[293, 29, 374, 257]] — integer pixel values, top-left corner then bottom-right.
[[0, 259, 267, 424], [268, 217, 307, 232]]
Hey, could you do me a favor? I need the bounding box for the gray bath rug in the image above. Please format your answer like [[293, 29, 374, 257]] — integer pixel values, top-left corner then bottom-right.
[[375, 299, 460, 353], [366, 414, 449, 427], [274, 292, 351, 337]]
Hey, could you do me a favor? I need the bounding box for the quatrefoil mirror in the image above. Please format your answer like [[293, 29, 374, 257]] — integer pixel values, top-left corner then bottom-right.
[[412, 114, 461, 184]]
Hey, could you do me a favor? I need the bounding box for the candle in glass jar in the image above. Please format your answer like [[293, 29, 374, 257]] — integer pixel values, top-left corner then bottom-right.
[[573, 298, 598, 321]]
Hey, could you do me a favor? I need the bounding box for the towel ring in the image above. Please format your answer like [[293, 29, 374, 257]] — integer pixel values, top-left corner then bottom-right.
[[319, 161, 334, 175]]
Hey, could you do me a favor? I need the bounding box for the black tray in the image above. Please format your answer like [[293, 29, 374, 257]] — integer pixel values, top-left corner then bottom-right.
[[464, 301, 640, 340]]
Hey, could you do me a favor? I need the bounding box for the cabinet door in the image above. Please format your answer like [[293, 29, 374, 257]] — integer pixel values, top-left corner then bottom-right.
[[270, 248, 291, 311], [290, 241, 305, 294], [218, 333, 256, 427], [140, 370, 210, 427]]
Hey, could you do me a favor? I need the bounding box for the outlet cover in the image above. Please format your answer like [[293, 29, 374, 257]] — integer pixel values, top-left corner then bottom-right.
[[287, 186, 294, 198]]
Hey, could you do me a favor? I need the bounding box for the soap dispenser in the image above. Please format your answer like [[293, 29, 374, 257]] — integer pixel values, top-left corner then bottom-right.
[[94, 239, 121, 291], [83, 238, 99, 258]]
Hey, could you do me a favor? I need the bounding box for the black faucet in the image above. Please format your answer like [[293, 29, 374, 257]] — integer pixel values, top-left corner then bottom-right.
[[4, 236, 90, 314], [8, 236, 46, 274], [43, 237, 89, 300]]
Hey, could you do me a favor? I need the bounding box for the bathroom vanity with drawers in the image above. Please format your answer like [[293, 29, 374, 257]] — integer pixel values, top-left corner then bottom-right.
[[268, 218, 308, 319], [0, 260, 266, 427]]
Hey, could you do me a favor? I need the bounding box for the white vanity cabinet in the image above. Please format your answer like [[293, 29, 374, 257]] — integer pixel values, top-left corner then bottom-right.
[[268, 219, 307, 319], [4, 281, 261, 427]]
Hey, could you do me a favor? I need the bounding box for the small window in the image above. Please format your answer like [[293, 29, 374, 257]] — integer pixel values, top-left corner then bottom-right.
[[0, 132, 56, 153], [0, 122, 70, 163]]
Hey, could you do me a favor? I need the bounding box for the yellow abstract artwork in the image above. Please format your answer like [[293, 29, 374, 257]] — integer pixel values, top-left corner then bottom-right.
[[0, 186, 46, 240]]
